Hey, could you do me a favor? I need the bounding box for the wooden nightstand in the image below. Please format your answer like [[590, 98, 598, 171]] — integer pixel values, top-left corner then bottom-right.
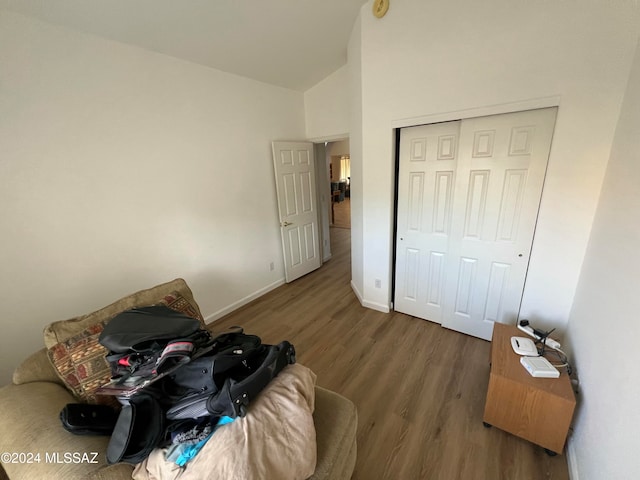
[[483, 323, 576, 454]]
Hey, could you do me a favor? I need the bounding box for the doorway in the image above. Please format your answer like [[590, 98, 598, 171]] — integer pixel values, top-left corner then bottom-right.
[[393, 108, 557, 340], [312, 139, 351, 266], [330, 154, 350, 229], [327, 141, 351, 230]]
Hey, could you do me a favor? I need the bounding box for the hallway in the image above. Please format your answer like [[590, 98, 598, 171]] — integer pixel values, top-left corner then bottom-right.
[[332, 197, 350, 229]]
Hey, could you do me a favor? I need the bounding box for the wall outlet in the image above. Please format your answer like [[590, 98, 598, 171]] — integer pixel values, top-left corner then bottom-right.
[[269, 261, 275, 271], [375, 279, 381, 288]]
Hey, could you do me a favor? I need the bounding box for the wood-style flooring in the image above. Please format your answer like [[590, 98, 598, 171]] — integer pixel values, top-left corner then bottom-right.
[[211, 227, 570, 480], [332, 197, 351, 229]]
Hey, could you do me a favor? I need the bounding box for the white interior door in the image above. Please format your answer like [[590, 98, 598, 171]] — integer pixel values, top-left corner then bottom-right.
[[395, 108, 557, 340], [394, 120, 461, 323], [272, 141, 321, 283]]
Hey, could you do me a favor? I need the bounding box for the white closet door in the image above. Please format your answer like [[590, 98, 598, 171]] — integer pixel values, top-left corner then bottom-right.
[[395, 120, 461, 323], [395, 108, 557, 340]]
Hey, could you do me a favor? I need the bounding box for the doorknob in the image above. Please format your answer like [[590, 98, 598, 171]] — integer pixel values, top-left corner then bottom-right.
[[281, 221, 293, 227]]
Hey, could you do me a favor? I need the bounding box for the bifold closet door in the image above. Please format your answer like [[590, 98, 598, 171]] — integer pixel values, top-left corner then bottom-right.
[[395, 108, 557, 340]]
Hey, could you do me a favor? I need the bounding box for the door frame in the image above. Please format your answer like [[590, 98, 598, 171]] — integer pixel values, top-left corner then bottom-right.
[[309, 136, 351, 264], [391, 96, 560, 313], [391, 96, 561, 131]]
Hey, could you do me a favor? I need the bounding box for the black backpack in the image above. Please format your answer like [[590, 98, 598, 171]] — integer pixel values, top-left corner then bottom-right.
[[96, 306, 296, 465]]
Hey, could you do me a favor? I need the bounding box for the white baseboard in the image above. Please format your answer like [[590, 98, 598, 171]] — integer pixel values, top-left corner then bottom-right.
[[350, 280, 391, 313], [204, 278, 285, 324], [363, 299, 390, 313], [566, 436, 579, 480], [350, 280, 364, 305]]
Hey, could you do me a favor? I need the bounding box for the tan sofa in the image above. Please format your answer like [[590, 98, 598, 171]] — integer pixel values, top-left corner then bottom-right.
[[0, 280, 357, 480]]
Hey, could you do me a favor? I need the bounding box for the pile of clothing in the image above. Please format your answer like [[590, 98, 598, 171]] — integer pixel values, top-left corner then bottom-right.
[[165, 416, 234, 467]]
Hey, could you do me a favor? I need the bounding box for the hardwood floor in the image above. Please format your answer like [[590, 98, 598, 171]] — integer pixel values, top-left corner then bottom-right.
[[332, 197, 351, 229], [211, 227, 570, 480]]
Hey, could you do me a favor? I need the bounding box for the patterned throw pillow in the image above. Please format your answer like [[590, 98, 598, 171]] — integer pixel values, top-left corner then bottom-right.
[[47, 320, 112, 404], [160, 291, 205, 325], [47, 291, 205, 404]]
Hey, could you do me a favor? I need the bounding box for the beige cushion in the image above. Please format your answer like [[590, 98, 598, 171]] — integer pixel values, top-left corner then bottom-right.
[[12, 348, 62, 386], [43, 279, 203, 348], [0, 381, 356, 480], [133, 364, 318, 480], [0, 382, 114, 480], [309, 387, 357, 480]]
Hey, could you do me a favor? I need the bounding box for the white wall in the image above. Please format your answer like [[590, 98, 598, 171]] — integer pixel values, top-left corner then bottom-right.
[[304, 65, 349, 141], [327, 139, 350, 158], [348, 14, 364, 305], [352, 0, 640, 329], [0, 12, 305, 385], [565, 38, 640, 480]]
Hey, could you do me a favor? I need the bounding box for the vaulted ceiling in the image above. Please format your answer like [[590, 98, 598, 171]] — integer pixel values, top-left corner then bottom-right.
[[0, 0, 369, 91]]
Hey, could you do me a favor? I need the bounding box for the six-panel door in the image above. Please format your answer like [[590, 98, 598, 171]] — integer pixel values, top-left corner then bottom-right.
[[395, 108, 557, 340]]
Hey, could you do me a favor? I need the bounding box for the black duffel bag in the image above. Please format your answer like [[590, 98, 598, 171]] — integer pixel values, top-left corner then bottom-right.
[[99, 311, 296, 465], [99, 305, 202, 354], [165, 339, 296, 420], [163, 332, 262, 397], [206, 340, 296, 418], [99, 305, 211, 380]]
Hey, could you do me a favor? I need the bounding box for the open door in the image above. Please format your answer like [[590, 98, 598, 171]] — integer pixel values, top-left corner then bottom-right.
[[272, 141, 321, 282]]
